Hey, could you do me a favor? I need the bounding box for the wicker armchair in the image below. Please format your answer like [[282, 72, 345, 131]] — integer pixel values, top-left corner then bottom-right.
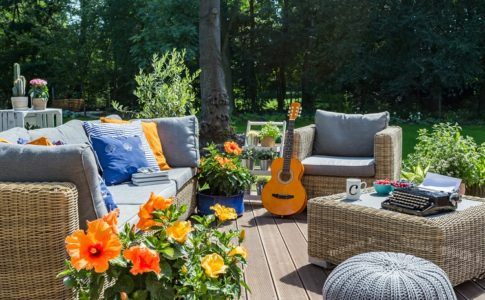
[[293, 124, 402, 198], [0, 182, 78, 299]]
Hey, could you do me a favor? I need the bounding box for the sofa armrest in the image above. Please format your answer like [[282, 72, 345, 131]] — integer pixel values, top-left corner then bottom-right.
[[0, 182, 78, 299], [0, 144, 106, 226], [293, 124, 315, 161], [374, 126, 402, 180]]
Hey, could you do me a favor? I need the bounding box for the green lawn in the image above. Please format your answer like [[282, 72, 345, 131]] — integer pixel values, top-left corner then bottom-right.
[[231, 114, 485, 159]]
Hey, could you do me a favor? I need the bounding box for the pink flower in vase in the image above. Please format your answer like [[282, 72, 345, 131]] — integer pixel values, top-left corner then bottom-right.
[[29, 78, 48, 86]]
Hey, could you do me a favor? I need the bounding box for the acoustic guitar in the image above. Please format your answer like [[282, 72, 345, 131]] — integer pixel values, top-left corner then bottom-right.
[[262, 102, 307, 216]]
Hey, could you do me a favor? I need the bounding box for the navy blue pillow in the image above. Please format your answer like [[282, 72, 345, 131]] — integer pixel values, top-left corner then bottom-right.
[[98, 175, 118, 211], [90, 135, 149, 185]]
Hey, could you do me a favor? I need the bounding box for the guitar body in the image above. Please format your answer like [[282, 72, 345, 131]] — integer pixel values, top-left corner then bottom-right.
[[262, 157, 307, 216]]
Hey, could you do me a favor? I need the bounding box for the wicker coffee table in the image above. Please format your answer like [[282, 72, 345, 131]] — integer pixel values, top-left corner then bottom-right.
[[308, 188, 485, 286]]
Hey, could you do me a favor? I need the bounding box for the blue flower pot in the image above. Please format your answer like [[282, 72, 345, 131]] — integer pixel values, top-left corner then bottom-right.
[[197, 192, 244, 216]]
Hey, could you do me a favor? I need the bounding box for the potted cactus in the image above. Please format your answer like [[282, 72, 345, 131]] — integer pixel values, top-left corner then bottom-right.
[[246, 130, 260, 146], [259, 122, 280, 147], [11, 63, 28, 111], [29, 78, 49, 110]]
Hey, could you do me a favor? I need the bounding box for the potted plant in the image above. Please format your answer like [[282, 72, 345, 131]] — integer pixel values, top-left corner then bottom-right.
[[256, 176, 270, 195], [59, 195, 249, 299], [259, 122, 280, 147], [241, 148, 255, 170], [246, 130, 260, 146], [197, 141, 254, 216], [403, 123, 484, 196], [257, 148, 278, 171], [29, 78, 49, 110], [11, 63, 28, 111]]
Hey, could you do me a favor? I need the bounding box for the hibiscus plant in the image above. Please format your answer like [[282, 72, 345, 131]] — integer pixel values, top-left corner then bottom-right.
[[198, 142, 254, 196], [58, 193, 249, 299]]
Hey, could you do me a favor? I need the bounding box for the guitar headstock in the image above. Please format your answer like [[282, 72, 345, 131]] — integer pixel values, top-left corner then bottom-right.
[[287, 102, 302, 121]]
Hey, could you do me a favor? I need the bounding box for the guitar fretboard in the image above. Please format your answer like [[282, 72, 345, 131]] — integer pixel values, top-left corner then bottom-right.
[[282, 120, 295, 174]]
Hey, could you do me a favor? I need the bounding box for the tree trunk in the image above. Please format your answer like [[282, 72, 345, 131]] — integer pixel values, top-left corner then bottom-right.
[[248, 0, 258, 111], [199, 0, 232, 146], [276, 64, 286, 111]]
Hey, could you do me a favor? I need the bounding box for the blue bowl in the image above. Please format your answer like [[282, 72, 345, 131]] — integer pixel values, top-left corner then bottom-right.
[[373, 183, 394, 195]]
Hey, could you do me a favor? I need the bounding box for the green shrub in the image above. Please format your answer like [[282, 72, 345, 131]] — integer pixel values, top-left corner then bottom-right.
[[403, 123, 484, 187], [113, 49, 199, 118]]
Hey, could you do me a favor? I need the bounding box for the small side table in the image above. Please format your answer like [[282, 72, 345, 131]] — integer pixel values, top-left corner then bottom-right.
[[0, 108, 63, 131]]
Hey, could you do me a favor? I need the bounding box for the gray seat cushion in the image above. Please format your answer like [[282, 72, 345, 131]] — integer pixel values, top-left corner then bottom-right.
[[167, 167, 196, 190], [313, 110, 389, 157], [117, 204, 141, 226], [107, 181, 177, 205], [302, 155, 375, 177], [28, 120, 89, 144]]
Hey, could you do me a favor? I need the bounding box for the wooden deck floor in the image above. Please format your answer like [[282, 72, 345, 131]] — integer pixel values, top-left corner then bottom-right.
[[227, 197, 485, 300]]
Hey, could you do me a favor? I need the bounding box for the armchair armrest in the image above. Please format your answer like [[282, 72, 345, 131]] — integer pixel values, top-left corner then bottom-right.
[[293, 124, 315, 161], [0, 182, 78, 299], [374, 126, 402, 180]]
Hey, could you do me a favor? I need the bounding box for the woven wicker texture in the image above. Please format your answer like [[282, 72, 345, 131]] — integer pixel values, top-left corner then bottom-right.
[[0, 182, 78, 300], [174, 178, 197, 220], [323, 252, 456, 300], [308, 189, 485, 286], [293, 125, 402, 199]]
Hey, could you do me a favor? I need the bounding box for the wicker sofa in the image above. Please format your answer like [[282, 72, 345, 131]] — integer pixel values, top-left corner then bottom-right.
[[293, 110, 402, 199], [0, 116, 199, 299]]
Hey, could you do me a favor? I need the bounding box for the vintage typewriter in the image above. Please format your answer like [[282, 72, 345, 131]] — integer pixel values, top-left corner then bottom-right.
[[381, 187, 461, 216]]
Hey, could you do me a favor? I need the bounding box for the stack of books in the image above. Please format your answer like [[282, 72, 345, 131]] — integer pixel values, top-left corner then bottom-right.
[[132, 170, 170, 186]]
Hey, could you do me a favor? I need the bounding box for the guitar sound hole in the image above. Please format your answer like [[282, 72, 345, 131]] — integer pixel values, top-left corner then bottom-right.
[[279, 172, 292, 183]]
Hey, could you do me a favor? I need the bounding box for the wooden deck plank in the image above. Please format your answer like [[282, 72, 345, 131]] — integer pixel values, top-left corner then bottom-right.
[[454, 281, 485, 300], [249, 200, 309, 300], [238, 202, 278, 300], [292, 211, 308, 241], [274, 216, 326, 299]]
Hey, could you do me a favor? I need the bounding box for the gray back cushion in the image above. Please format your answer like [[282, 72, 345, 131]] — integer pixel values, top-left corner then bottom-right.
[[0, 127, 30, 143], [313, 110, 389, 157], [0, 144, 106, 228], [29, 120, 89, 144], [147, 116, 200, 168]]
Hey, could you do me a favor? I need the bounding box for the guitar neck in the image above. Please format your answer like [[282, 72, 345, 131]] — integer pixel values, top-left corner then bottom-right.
[[282, 120, 295, 174]]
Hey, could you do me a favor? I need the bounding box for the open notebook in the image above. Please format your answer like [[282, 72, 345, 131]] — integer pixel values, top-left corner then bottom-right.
[[418, 172, 461, 193]]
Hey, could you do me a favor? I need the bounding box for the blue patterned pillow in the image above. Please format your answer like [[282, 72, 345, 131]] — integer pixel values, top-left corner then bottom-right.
[[83, 121, 159, 171], [98, 175, 118, 211], [90, 135, 150, 185]]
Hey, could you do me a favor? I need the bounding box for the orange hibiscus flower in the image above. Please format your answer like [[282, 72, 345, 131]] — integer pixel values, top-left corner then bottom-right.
[[102, 208, 120, 234], [166, 220, 193, 243], [65, 219, 121, 273], [224, 141, 242, 156], [215, 155, 236, 170], [137, 192, 174, 230], [123, 245, 161, 275]]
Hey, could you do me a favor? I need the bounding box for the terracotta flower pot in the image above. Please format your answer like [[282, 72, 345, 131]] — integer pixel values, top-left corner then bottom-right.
[[32, 98, 47, 110], [11, 96, 29, 111], [261, 136, 275, 147]]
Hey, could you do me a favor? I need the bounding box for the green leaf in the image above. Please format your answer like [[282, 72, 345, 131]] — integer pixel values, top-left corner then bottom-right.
[[132, 290, 149, 300], [115, 274, 135, 294]]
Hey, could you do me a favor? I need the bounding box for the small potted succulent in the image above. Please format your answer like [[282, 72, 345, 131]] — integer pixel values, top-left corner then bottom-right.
[[256, 148, 278, 171], [241, 148, 255, 170], [256, 176, 270, 195], [246, 130, 260, 146], [197, 142, 254, 216], [259, 122, 280, 147], [29, 78, 49, 110], [11, 63, 28, 110]]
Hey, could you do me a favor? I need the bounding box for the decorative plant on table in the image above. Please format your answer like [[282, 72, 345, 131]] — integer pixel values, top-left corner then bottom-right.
[[403, 123, 484, 196], [11, 63, 28, 110], [259, 122, 280, 147], [197, 141, 254, 216], [29, 78, 49, 110], [59, 194, 249, 299]]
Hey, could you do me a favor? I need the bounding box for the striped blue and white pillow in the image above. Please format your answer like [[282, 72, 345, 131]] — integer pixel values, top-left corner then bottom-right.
[[83, 121, 160, 171]]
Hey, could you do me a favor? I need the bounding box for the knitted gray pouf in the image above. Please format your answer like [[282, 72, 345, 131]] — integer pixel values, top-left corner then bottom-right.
[[323, 252, 456, 300]]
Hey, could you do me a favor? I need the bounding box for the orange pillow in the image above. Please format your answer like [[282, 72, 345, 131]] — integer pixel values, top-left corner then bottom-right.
[[28, 136, 53, 146], [100, 117, 170, 170]]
